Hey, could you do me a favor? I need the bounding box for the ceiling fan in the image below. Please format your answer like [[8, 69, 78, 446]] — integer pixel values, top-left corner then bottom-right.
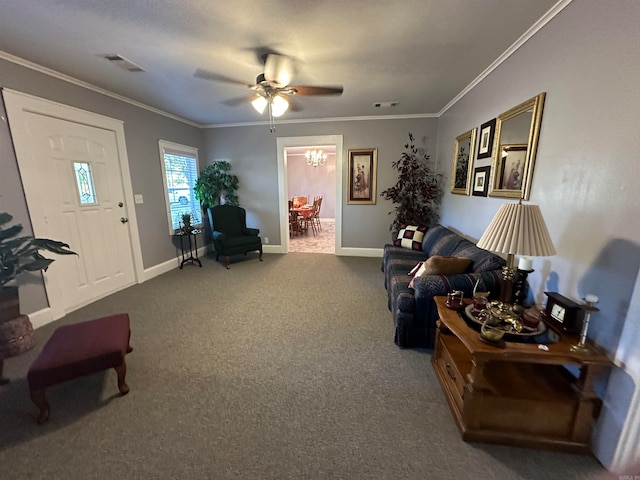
[[194, 53, 343, 131]]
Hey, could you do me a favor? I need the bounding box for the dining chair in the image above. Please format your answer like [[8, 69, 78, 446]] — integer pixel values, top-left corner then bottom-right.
[[288, 203, 302, 236], [311, 196, 323, 231], [299, 197, 319, 236]]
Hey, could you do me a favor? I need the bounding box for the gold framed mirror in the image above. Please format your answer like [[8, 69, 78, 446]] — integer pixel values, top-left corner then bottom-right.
[[488, 92, 545, 199], [451, 128, 477, 195]]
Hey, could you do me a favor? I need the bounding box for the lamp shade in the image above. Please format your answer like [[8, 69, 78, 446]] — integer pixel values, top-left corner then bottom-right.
[[476, 202, 556, 257]]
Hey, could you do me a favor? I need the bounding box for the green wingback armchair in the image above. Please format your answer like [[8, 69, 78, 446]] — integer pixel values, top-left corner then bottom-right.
[[208, 205, 263, 269]]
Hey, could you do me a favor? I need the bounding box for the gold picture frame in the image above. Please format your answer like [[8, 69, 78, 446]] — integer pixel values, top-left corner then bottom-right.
[[451, 128, 477, 195], [347, 148, 377, 204], [489, 92, 546, 199]]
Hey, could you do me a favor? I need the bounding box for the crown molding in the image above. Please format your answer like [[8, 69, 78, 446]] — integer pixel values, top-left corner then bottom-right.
[[205, 113, 438, 129], [438, 0, 573, 116], [0, 50, 201, 127]]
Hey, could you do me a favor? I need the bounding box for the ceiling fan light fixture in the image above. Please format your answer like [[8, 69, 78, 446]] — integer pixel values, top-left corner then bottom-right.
[[251, 95, 268, 114], [270, 94, 289, 118]]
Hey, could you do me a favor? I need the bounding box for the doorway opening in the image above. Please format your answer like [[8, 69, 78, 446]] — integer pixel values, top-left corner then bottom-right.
[[286, 145, 336, 254], [276, 135, 343, 255]]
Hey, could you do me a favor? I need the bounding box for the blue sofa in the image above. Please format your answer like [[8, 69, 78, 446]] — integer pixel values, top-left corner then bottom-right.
[[383, 224, 506, 349]]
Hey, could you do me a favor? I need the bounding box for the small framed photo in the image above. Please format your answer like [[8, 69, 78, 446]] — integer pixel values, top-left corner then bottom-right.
[[477, 118, 496, 159], [347, 148, 377, 204], [472, 166, 490, 197], [498, 144, 528, 191]]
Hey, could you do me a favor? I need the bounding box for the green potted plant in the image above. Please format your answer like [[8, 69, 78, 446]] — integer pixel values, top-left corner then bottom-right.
[[180, 213, 193, 235], [193, 160, 239, 209], [1, 212, 76, 384], [380, 133, 443, 232]]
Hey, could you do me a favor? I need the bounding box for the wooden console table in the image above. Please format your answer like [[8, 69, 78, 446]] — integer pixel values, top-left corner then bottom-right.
[[431, 296, 611, 453]]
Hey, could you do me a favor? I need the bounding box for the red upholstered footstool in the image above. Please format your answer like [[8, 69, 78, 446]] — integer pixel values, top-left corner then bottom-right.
[[27, 313, 133, 424]]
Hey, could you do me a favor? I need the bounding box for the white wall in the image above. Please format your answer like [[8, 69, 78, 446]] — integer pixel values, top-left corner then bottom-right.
[[436, 0, 640, 472]]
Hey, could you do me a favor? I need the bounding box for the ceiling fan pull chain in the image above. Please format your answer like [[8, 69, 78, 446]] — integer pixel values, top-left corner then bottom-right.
[[269, 101, 276, 132]]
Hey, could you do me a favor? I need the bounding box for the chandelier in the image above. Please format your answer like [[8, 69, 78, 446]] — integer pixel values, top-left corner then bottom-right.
[[305, 149, 327, 167]]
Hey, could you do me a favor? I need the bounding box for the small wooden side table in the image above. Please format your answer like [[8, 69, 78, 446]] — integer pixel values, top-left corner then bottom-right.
[[431, 296, 611, 453], [176, 229, 202, 269]]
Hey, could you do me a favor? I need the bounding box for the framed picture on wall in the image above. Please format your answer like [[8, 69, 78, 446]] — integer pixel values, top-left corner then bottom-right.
[[347, 148, 377, 204], [472, 166, 490, 197], [477, 118, 496, 159], [450, 128, 477, 196], [497, 144, 528, 191]]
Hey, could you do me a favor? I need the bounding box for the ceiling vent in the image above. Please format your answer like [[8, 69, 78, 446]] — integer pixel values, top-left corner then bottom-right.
[[374, 101, 399, 108], [103, 54, 145, 72]]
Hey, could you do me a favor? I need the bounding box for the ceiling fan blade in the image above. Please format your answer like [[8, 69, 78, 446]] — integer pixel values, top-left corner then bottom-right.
[[194, 68, 253, 88], [222, 94, 257, 107], [264, 54, 294, 86], [287, 98, 303, 112], [289, 85, 344, 96]]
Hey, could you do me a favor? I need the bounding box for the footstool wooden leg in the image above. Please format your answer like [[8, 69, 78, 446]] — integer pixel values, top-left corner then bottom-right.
[[114, 362, 130, 395], [30, 388, 50, 425]]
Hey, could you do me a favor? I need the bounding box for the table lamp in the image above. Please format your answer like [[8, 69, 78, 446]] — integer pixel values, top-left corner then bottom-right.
[[476, 200, 556, 321]]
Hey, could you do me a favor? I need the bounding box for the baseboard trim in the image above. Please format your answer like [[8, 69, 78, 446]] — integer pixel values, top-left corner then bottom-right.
[[144, 245, 210, 281], [336, 247, 383, 258], [28, 308, 54, 329]]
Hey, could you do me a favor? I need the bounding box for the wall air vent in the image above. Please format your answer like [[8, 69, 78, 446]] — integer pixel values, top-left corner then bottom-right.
[[103, 54, 145, 72], [374, 101, 399, 108]]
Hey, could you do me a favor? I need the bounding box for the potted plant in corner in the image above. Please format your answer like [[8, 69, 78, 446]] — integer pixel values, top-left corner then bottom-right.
[[193, 160, 240, 233], [194, 160, 239, 209], [380, 133, 443, 233], [0, 212, 76, 385]]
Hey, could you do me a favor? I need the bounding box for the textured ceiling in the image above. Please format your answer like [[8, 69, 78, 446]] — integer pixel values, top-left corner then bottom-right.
[[0, 0, 559, 126]]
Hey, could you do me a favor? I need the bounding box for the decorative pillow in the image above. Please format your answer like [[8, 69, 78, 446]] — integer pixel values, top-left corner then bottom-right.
[[394, 225, 427, 250], [419, 256, 471, 276], [409, 256, 472, 288]]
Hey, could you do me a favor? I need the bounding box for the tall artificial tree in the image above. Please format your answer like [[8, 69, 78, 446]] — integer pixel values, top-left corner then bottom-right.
[[193, 160, 239, 209], [380, 133, 443, 232]]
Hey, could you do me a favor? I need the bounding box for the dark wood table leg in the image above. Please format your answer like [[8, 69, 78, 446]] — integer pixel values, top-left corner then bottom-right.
[[30, 388, 50, 424], [114, 362, 130, 395]]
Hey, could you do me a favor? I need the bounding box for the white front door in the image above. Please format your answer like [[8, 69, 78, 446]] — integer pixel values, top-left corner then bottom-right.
[[3, 89, 142, 320]]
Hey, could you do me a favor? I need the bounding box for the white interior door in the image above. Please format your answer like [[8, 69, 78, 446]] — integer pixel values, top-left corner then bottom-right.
[[3, 89, 143, 320]]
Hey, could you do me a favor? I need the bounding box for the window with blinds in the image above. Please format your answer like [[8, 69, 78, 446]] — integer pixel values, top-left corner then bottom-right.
[[158, 140, 202, 234]]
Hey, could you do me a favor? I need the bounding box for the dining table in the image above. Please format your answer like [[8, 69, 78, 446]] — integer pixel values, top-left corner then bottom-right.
[[290, 204, 314, 235], [292, 205, 314, 219]]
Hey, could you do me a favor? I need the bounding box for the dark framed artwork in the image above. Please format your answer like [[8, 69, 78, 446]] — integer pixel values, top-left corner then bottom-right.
[[472, 166, 491, 197], [498, 144, 528, 191], [347, 148, 377, 204], [477, 118, 496, 159]]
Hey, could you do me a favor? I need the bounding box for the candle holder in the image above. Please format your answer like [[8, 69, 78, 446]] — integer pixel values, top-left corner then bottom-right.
[[570, 294, 599, 354], [513, 268, 534, 306]]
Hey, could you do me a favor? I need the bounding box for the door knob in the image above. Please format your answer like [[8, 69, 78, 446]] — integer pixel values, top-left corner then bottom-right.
[[120, 217, 129, 224], [118, 202, 124, 207]]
